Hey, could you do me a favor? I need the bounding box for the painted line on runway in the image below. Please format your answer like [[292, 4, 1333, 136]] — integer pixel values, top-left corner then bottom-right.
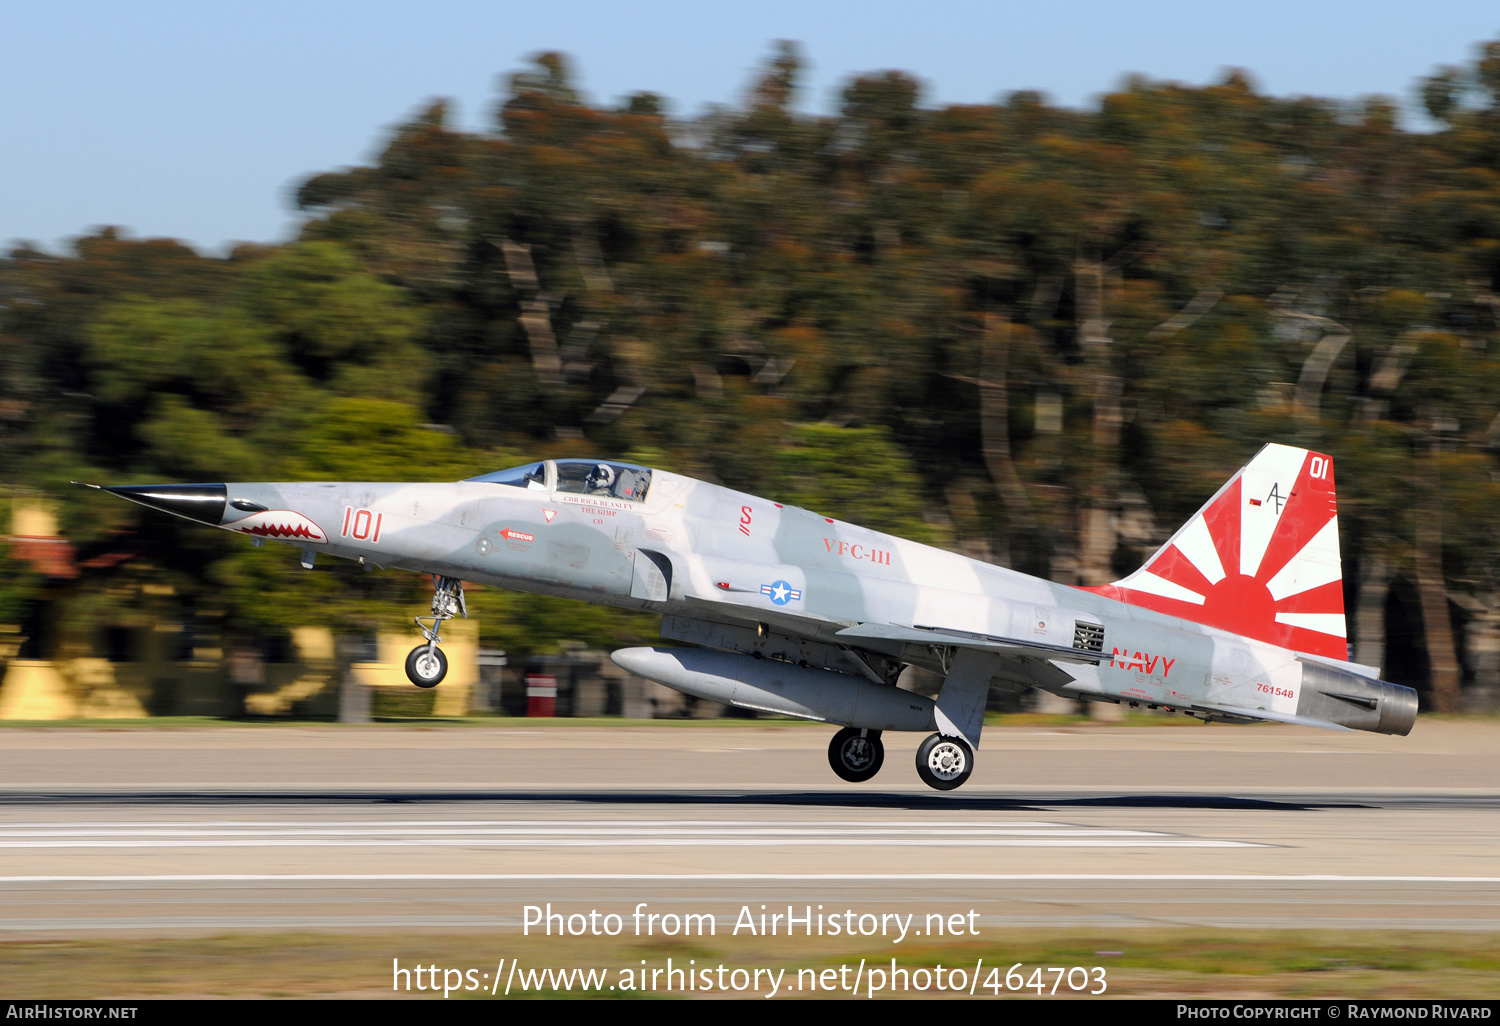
[[0, 873, 1497, 883], [0, 829, 1185, 837], [0, 838, 1255, 848], [0, 828, 1166, 837], [0, 818, 1256, 848], [0, 819, 1075, 829]]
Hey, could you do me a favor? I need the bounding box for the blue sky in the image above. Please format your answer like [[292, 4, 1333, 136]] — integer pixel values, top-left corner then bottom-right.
[[3, 2, 1496, 254]]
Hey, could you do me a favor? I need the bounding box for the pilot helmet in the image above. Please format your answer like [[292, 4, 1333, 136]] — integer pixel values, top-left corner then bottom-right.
[[588, 463, 616, 490]]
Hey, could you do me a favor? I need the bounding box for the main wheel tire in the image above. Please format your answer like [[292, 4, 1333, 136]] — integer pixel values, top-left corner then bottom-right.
[[828, 727, 884, 783], [405, 645, 447, 688], [915, 733, 974, 791]]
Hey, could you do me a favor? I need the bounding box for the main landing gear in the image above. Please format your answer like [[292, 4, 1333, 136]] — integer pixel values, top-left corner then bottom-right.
[[827, 729, 976, 790], [915, 733, 974, 791], [828, 727, 884, 782], [405, 575, 465, 688]]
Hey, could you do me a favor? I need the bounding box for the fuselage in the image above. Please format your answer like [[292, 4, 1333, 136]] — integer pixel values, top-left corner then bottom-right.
[[173, 458, 1411, 735]]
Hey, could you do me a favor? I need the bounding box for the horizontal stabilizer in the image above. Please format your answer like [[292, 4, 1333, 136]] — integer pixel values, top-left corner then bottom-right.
[[835, 622, 1106, 665], [1297, 652, 1382, 680]]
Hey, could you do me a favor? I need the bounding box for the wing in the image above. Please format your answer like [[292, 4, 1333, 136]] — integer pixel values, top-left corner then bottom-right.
[[834, 622, 1104, 668], [833, 622, 1105, 746], [835, 621, 1100, 702]]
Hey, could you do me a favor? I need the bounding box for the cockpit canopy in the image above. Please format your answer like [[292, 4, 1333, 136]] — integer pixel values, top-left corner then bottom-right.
[[554, 459, 652, 501], [467, 459, 653, 503], [467, 463, 547, 490]]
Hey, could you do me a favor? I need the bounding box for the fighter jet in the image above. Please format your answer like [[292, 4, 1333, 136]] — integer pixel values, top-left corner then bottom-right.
[[88, 443, 1416, 790]]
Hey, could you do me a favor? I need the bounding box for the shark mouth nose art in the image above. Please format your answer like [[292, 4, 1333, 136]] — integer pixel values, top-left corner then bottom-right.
[[228, 510, 328, 543]]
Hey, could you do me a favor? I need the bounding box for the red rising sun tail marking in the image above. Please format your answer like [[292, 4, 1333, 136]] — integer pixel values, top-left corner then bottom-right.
[[1084, 444, 1346, 659]]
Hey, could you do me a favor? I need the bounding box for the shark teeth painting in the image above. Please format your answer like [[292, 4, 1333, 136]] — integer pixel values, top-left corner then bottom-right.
[[228, 510, 328, 543]]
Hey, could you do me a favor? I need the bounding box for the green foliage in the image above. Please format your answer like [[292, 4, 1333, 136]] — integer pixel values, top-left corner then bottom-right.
[[465, 588, 660, 660], [268, 397, 495, 481], [85, 297, 290, 413], [764, 424, 945, 544], [137, 395, 263, 481], [244, 242, 423, 400], [0, 538, 40, 626], [5, 34, 1500, 691]]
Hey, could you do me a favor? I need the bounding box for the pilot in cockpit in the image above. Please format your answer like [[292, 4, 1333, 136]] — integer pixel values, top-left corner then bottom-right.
[[586, 463, 617, 496]]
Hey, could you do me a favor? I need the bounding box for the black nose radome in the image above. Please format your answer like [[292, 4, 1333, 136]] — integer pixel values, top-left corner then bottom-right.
[[103, 483, 227, 526]]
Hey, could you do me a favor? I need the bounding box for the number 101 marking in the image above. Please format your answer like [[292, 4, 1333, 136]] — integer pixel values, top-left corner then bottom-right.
[[341, 507, 384, 543]]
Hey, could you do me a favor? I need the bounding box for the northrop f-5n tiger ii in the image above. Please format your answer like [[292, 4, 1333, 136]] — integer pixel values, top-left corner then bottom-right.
[[89, 442, 1416, 790]]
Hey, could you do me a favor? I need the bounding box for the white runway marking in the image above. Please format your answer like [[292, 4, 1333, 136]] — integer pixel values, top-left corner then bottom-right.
[[0, 874, 1498, 883], [0, 818, 1260, 849]]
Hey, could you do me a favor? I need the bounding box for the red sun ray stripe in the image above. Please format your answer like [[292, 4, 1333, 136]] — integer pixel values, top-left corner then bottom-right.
[[1283, 624, 1346, 656], [1199, 478, 1241, 580], [1142, 543, 1215, 596], [1275, 578, 1346, 615], [1253, 456, 1334, 587]]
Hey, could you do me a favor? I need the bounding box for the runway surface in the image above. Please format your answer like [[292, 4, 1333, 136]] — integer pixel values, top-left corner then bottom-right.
[[0, 719, 1497, 935]]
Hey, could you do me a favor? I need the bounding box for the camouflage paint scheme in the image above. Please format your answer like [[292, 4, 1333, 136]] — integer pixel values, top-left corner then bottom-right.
[[96, 444, 1417, 789]]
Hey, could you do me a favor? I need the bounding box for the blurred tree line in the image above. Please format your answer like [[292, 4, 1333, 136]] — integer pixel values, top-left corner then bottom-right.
[[3, 40, 1500, 708]]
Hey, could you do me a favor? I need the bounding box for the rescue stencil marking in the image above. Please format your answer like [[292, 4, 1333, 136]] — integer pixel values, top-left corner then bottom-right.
[[235, 511, 328, 544], [542, 509, 557, 523]]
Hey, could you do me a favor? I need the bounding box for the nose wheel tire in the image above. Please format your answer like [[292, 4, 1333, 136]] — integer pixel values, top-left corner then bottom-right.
[[915, 733, 974, 791], [828, 727, 884, 782], [405, 645, 448, 688]]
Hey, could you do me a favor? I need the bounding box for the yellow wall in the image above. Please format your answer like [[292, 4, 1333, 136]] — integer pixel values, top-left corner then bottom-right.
[[0, 619, 480, 720], [365, 620, 477, 716], [10, 499, 59, 538], [0, 658, 148, 719]]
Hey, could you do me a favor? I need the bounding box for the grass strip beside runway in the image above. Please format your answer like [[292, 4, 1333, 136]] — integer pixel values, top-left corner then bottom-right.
[[1, 929, 1498, 999]]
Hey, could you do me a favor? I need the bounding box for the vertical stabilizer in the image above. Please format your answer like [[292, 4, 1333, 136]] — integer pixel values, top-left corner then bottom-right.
[[1083, 443, 1347, 659]]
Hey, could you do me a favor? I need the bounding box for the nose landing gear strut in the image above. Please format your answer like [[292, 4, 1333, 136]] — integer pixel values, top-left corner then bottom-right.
[[405, 575, 466, 688]]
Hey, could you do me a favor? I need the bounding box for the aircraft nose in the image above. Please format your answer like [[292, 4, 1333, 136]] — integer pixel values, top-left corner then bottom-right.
[[102, 483, 228, 525]]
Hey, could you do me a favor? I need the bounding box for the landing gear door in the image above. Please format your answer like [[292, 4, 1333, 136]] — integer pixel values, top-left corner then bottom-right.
[[631, 549, 673, 602]]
